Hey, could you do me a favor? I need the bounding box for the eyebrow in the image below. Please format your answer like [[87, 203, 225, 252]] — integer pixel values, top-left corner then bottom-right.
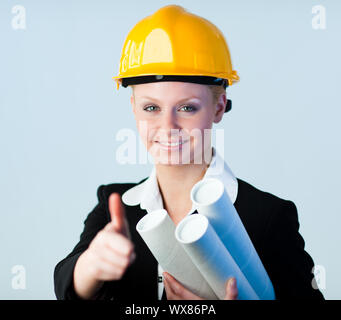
[[137, 96, 202, 104]]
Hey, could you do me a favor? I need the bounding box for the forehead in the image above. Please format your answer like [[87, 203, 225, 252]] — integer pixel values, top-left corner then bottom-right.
[[131, 81, 211, 102]]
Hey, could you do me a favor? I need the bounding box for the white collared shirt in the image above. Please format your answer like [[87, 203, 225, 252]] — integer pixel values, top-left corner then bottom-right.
[[122, 147, 239, 299]]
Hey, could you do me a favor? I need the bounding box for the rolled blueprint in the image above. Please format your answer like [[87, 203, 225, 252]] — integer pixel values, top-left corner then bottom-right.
[[136, 209, 218, 299], [190, 178, 275, 300], [175, 214, 259, 300]]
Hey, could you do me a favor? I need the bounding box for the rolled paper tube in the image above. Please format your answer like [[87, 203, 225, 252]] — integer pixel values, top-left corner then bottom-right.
[[190, 178, 275, 300], [175, 214, 259, 300], [136, 209, 218, 299]]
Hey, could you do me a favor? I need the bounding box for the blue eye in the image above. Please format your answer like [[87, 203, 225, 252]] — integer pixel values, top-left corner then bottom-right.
[[143, 105, 159, 112], [180, 105, 197, 112], [143, 104, 197, 112]]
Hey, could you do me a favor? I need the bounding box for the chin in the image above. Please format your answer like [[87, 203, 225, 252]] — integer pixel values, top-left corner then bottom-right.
[[152, 151, 204, 166]]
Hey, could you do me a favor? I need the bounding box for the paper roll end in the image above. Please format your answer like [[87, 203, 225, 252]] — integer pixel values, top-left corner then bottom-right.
[[191, 178, 225, 206], [136, 209, 168, 233], [175, 214, 209, 244]]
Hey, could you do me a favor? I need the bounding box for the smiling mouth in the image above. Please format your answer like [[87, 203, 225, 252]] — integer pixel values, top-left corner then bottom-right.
[[156, 140, 189, 148]]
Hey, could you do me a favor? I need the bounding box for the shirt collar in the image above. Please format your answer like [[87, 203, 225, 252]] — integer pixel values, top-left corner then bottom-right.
[[121, 147, 238, 214]]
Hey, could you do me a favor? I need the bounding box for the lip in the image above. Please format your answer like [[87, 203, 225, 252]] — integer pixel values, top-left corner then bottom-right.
[[156, 140, 189, 150]]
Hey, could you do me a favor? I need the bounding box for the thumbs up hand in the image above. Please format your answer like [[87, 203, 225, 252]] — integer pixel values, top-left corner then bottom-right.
[[73, 193, 136, 299]]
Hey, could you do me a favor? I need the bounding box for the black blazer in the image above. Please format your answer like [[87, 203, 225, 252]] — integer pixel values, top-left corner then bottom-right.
[[54, 178, 324, 300]]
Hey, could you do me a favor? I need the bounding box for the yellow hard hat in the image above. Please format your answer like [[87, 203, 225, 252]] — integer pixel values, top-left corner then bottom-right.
[[113, 5, 239, 90]]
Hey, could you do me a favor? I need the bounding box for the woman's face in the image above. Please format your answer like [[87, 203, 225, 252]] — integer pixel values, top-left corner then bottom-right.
[[131, 81, 226, 165]]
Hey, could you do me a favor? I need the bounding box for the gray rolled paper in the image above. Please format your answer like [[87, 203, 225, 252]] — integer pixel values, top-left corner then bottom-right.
[[190, 178, 275, 300], [136, 209, 218, 299]]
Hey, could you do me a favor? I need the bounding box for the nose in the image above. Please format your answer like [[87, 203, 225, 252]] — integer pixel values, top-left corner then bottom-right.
[[155, 109, 182, 142], [160, 108, 180, 131]]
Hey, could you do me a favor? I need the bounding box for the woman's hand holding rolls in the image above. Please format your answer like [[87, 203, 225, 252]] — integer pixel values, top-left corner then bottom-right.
[[163, 272, 238, 300]]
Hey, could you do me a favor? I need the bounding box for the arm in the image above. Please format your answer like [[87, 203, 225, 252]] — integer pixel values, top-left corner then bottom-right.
[[54, 186, 134, 300], [54, 185, 108, 300], [261, 200, 324, 300]]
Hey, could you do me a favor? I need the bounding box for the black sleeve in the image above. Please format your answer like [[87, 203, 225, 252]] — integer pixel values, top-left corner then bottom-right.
[[53, 185, 111, 300], [261, 200, 324, 300]]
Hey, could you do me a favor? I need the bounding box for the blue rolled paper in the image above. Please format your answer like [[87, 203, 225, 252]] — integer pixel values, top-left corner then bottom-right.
[[190, 178, 275, 300]]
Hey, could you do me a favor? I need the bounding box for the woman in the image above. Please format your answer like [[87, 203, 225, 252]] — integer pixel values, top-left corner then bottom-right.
[[54, 5, 324, 300]]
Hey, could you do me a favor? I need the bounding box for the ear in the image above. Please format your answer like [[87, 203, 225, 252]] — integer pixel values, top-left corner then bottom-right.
[[130, 94, 136, 114], [213, 93, 227, 123]]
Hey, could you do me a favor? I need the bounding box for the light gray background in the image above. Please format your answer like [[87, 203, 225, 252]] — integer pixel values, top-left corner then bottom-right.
[[0, 0, 340, 299]]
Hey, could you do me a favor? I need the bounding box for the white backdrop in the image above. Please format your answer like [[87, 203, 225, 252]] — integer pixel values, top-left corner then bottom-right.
[[0, 0, 339, 299]]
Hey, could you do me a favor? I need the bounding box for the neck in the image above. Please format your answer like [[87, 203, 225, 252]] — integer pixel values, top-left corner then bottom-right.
[[156, 162, 208, 187], [154, 148, 213, 223]]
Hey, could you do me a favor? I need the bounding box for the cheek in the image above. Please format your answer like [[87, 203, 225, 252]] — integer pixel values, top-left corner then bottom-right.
[[183, 116, 213, 147], [135, 119, 158, 148], [183, 114, 213, 133]]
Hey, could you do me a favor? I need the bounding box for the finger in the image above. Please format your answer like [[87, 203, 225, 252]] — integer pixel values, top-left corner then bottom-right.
[[163, 273, 181, 298], [103, 231, 134, 256], [104, 220, 116, 232], [91, 258, 125, 281], [108, 193, 130, 238], [101, 245, 136, 267], [224, 277, 238, 300], [163, 272, 203, 300], [163, 274, 176, 300]]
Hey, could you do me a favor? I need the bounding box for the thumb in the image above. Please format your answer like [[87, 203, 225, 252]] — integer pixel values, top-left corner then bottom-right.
[[224, 277, 238, 300], [107, 193, 131, 239]]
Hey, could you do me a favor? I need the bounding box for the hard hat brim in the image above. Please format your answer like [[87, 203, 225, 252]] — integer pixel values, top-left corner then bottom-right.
[[120, 75, 228, 89], [120, 74, 232, 113]]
